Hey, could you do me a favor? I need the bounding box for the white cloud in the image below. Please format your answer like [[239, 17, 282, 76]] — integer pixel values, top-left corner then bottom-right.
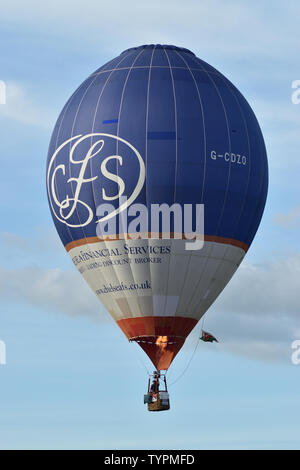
[[215, 256, 300, 315], [0, 228, 108, 320], [1, 1, 299, 61], [0, 265, 108, 321], [273, 206, 300, 228], [0, 227, 62, 255], [0, 82, 56, 128], [200, 255, 300, 362], [0, 228, 68, 271]]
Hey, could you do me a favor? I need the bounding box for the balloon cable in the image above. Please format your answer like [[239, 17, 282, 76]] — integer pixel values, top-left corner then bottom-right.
[[167, 317, 205, 387]]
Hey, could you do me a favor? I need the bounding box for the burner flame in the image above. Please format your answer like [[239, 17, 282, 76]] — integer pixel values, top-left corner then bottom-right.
[[155, 336, 168, 351]]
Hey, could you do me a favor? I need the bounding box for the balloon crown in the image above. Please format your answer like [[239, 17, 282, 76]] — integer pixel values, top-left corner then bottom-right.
[[121, 44, 195, 56]]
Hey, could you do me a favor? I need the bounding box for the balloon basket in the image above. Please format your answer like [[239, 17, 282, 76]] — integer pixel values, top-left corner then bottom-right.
[[144, 371, 170, 412]]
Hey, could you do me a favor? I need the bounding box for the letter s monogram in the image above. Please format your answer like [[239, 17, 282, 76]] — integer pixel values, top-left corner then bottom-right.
[[101, 155, 125, 201]]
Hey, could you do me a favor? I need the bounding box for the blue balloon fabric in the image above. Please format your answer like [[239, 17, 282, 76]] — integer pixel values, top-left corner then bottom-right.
[[47, 44, 268, 252]]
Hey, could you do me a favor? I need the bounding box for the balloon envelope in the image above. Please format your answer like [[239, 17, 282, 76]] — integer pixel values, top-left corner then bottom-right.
[[46, 44, 268, 370]]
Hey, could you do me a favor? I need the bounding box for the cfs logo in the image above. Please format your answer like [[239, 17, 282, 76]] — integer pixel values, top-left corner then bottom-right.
[[47, 133, 145, 228]]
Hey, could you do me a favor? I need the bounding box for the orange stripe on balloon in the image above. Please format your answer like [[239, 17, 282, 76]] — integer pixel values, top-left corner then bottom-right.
[[65, 233, 248, 252]]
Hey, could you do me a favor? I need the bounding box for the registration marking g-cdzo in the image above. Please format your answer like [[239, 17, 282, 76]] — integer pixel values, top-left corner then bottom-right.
[[210, 150, 247, 166]]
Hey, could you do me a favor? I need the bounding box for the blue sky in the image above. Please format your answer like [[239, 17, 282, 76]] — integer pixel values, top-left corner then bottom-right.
[[0, 0, 300, 450]]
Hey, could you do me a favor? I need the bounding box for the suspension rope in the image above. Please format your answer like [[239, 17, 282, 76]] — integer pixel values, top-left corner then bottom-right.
[[167, 317, 205, 387], [131, 315, 207, 385], [201, 314, 206, 332]]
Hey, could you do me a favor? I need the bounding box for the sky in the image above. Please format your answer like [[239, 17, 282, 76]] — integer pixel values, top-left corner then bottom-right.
[[0, 0, 300, 450]]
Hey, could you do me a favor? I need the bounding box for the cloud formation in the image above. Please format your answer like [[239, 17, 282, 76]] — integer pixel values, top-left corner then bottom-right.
[[0, 265, 107, 321], [0, 82, 56, 128], [1, 0, 299, 61], [273, 206, 300, 228], [203, 255, 300, 362], [215, 256, 300, 316]]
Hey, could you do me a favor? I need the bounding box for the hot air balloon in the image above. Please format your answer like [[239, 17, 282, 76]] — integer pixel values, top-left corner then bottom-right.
[[46, 44, 268, 411]]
